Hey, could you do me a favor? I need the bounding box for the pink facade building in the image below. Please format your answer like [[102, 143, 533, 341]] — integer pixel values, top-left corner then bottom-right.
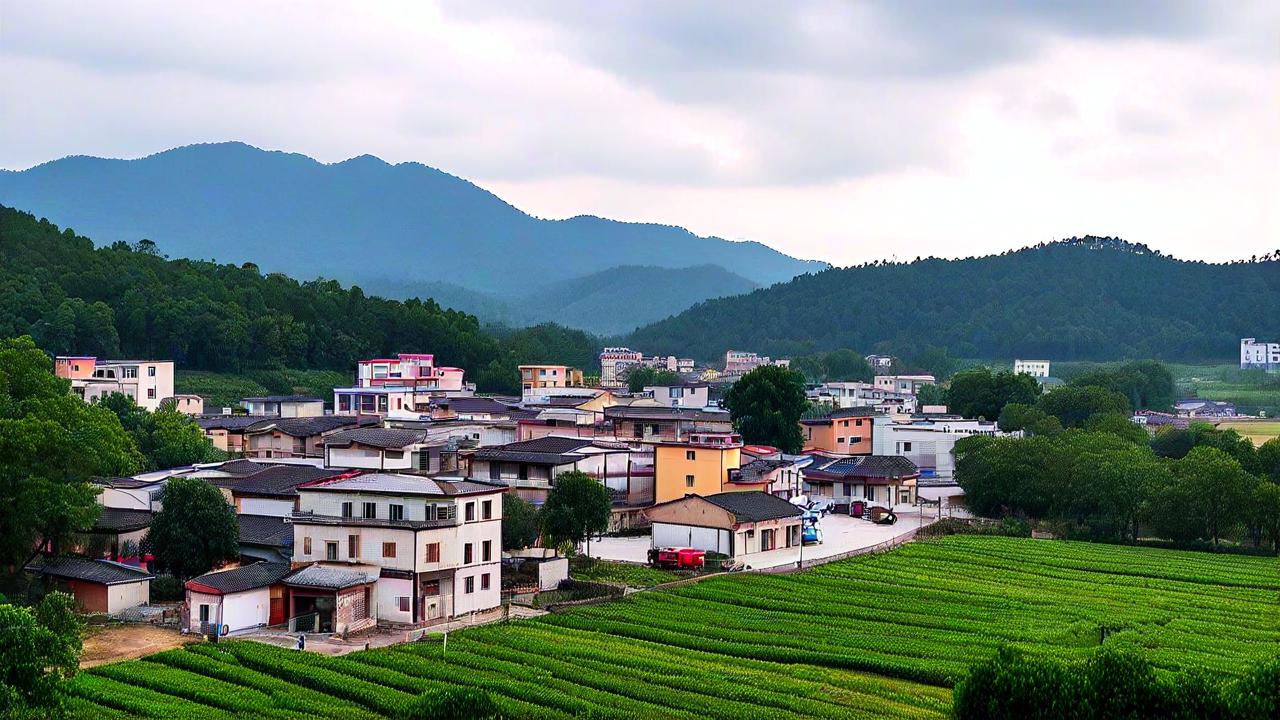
[[336, 354, 470, 418]]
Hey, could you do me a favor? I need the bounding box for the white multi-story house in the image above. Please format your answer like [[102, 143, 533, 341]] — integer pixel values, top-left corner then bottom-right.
[[873, 375, 936, 396], [289, 473, 505, 632], [599, 347, 644, 388], [241, 395, 325, 417], [814, 382, 916, 414], [869, 415, 1001, 487], [54, 356, 175, 411], [644, 383, 710, 409], [334, 353, 473, 418], [1014, 359, 1051, 378], [1240, 338, 1280, 372]]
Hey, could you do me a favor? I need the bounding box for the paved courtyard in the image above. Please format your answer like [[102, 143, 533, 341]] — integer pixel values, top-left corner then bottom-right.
[[587, 505, 939, 571]]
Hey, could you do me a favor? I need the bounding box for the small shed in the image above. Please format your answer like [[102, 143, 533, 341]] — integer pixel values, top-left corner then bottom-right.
[[27, 557, 153, 614], [185, 562, 293, 634], [644, 491, 804, 559]]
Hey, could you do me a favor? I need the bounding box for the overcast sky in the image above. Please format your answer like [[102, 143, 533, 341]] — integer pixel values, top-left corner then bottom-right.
[[2, 1, 1276, 265]]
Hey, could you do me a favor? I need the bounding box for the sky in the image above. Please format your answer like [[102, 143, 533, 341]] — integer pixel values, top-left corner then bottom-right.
[[1, 1, 1276, 266]]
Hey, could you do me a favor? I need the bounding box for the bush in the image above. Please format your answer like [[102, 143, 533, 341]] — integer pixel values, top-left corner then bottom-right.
[[918, 518, 1030, 539], [1225, 656, 1280, 719], [952, 647, 1081, 720], [148, 575, 184, 602], [398, 688, 498, 720]]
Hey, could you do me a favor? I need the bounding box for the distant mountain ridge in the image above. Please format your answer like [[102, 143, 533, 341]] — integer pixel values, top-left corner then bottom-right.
[[628, 237, 1280, 363], [0, 143, 825, 309]]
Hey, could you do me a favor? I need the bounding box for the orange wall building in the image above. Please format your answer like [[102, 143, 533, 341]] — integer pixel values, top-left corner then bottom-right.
[[799, 408, 878, 454], [654, 433, 770, 504]]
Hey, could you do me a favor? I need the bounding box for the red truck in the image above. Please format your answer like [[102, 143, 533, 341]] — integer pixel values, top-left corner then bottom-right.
[[650, 547, 706, 569]]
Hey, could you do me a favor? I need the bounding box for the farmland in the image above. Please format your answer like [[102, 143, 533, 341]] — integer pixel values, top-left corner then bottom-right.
[[63, 537, 1279, 718]]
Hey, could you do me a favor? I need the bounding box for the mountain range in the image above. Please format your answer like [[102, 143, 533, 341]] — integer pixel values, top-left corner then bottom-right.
[[0, 142, 822, 334]]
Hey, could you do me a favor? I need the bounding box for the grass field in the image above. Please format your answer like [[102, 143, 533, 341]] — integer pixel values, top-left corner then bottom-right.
[[62, 536, 1279, 719], [1168, 362, 1280, 418], [175, 369, 349, 409]]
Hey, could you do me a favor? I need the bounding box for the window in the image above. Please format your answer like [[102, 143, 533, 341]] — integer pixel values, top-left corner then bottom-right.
[[123, 366, 138, 379], [303, 537, 312, 555], [850, 436, 862, 444], [686, 450, 696, 460], [517, 465, 528, 480], [363, 502, 377, 519], [837, 437, 845, 444], [465, 502, 476, 522], [385, 450, 403, 459], [481, 573, 491, 591], [389, 504, 404, 521], [902, 442, 913, 452], [146, 388, 157, 399], [685, 474, 695, 488], [744, 529, 755, 538], [481, 500, 493, 520], [198, 604, 210, 622], [482, 540, 492, 562], [148, 366, 157, 377], [325, 542, 339, 561], [348, 534, 360, 558], [338, 395, 351, 412], [430, 504, 456, 521], [489, 463, 501, 480], [842, 420, 849, 427], [425, 542, 440, 563], [464, 576, 475, 594], [382, 542, 396, 558], [341, 502, 353, 518], [856, 419, 864, 427], [397, 597, 410, 613], [464, 543, 474, 564]]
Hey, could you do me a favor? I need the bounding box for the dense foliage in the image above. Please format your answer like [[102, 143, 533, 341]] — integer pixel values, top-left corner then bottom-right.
[[723, 365, 808, 453], [539, 471, 611, 553], [59, 537, 1278, 718], [629, 237, 1280, 362], [0, 206, 597, 392], [623, 365, 682, 394], [1063, 360, 1175, 410], [0, 337, 139, 589], [500, 494, 541, 551], [97, 393, 222, 470], [945, 367, 1042, 421], [954, 646, 1278, 720], [0, 592, 83, 719], [146, 477, 239, 579], [788, 349, 874, 384]]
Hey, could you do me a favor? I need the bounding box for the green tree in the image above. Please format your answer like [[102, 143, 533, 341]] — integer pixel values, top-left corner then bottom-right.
[[98, 393, 221, 470], [915, 383, 948, 408], [0, 337, 141, 588], [952, 646, 1080, 720], [722, 365, 807, 453], [147, 476, 239, 579], [1082, 411, 1150, 444], [1258, 437, 1280, 483], [1067, 360, 1174, 410], [1148, 447, 1257, 548], [947, 367, 1041, 421], [997, 403, 1062, 437], [821, 349, 874, 382], [501, 493, 541, 551], [1244, 482, 1280, 554], [1036, 385, 1130, 429], [540, 470, 611, 556], [0, 592, 83, 718], [624, 365, 682, 394]]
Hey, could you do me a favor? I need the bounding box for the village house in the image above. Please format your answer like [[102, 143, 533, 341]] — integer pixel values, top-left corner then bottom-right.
[[812, 381, 915, 414], [333, 353, 472, 418], [243, 416, 374, 459], [197, 415, 266, 453], [801, 455, 920, 509], [82, 508, 153, 561], [185, 562, 293, 635], [870, 414, 1000, 484], [865, 354, 894, 370], [653, 432, 773, 504], [799, 407, 878, 454], [323, 427, 442, 472], [167, 393, 205, 415], [645, 491, 804, 560], [468, 436, 651, 502], [288, 473, 506, 631], [1013, 359, 1051, 378], [873, 374, 936, 396], [519, 364, 585, 398], [211, 464, 342, 516], [643, 383, 711, 409], [26, 557, 153, 614], [237, 514, 295, 563], [603, 405, 733, 444], [599, 347, 645, 388], [55, 356, 175, 411], [241, 395, 325, 417]]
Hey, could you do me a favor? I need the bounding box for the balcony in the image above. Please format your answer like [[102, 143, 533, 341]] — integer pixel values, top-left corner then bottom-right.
[[289, 510, 460, 530]]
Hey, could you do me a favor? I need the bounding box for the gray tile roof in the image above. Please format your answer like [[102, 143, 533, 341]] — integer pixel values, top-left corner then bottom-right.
[[27, 556, 153, 585], [241, 395, 324, 403], [299, 473, 504, 497], [703, 491, 803, 523], [325, 427, 428, 449], [803, 455, 919, 480], [283, 564, 375, 590], [91, 508, 153, 533], [214, 459, 271, 475], [198, 415, 276, 431], [245, 415, 373, 437], [237, 514, 294, 547], [221, 465, 341, 498], [188, 562, 293, 594], [604, 406, 731, 422]]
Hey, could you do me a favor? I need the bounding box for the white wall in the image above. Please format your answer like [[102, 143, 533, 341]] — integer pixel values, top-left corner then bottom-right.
[[240, 497, 295, 517], [99, 487, 154, 510], [451, 564, 500, 615], [376, 576, 414, 624], [223, 588, 272, 632], [652, 523, 731, 555], [107, 580, 150, 614]]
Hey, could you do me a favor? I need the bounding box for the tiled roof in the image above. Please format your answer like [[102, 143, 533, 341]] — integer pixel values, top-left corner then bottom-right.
[[283, 564, 375, 590], [214, 459, 271, 475], [91, 508, 153, 533], [470, 436, 603, 465], [91, 476, 164, 489], [800, 407, 881, 424], [300, 473, 504, 497], [197, 415, 273, 431], [237, 514, 294, 547], [188, 562, 293, 594], [604, 406, 731, 422], [27, 557, 152, 585], [803, 455, 919, 480], [703, 492, 803, 523], [501, 436, 596, 453], [734, 458, 790, 483], [245, 415, 372, 437], [436, 397, 522, 414], [222, 465, 341, 498], [325, 427, 428, 449]]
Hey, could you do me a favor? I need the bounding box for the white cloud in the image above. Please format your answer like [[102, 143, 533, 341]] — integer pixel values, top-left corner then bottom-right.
[[0, 0, 1275, 264]]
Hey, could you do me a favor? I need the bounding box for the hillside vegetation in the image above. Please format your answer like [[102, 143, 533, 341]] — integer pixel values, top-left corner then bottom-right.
[[629, 237, 1280, 363], [0, 205, 598, 393], [62, 536, 1278, 718]]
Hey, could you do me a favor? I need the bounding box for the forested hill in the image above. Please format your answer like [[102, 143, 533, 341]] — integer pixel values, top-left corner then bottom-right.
[[628, 238, 1280, 363], [0, 205, 600, 392], [0, 142, 824, 295]]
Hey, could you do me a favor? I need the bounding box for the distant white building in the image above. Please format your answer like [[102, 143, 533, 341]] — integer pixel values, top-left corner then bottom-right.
[[865, 354, 894, 370], [1240, 338, 1280, 372], [644, 383, 710, 409], [54, 356, 175, 411], [599, 347, 644, 388], [1014, 359, 1051, 378], [873, 375, 936, 396]]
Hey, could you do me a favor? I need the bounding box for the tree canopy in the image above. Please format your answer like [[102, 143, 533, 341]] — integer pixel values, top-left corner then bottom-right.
[[501, 493, 541, 551], [0, 337, 140, 589], [946, 367, 1042, 421], [623, 365, 682, 394], [0, 592, 83, 718], [722, 365, 808, 453], [147, 476, 239, 579], [97, 393, 222, 470], [540, 471, 611, 552]]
